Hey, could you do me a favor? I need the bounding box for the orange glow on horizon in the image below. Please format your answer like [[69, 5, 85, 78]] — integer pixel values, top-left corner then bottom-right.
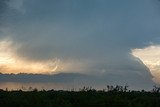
[[0, 40, 59, 74]]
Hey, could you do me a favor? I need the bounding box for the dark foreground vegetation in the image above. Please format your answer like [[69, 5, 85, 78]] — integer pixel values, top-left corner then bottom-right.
[[1, 85, 160, 107]]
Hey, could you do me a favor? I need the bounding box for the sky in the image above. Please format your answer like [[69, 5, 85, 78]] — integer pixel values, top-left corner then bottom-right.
[[0, 0, 160, 89]]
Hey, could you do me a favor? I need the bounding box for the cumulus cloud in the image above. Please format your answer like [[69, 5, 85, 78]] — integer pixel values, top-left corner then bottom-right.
[[132, 45, 160, 84]]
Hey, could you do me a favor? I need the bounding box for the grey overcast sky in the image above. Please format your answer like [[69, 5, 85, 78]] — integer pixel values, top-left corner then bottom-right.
[[1, 0, 160, 89]]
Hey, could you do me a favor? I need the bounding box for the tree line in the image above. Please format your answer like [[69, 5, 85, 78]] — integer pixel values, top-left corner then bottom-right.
[[0, 85, 160, 107]]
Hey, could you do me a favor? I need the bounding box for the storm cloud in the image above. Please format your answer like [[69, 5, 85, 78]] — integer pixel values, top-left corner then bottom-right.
[[1, 0, 160, 89]]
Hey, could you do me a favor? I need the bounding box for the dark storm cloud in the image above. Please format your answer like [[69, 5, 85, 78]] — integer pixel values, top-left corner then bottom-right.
[[0, 0, 9, 26], [9, 0, 160, 59], [1, 0, 160, 89], [0, 72, 154, 90]]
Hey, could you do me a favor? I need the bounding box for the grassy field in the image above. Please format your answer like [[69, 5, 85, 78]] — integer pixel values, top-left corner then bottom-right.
[[0, 86, 160, 107]]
